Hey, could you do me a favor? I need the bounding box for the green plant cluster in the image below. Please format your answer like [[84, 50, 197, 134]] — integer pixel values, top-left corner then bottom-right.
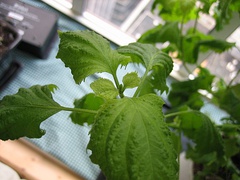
[[0, 0, 240, 179], [0, 29, 238, 179], [138, 0, 240, 179]]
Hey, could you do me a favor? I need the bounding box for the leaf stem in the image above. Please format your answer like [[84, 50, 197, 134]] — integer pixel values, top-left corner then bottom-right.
[[133, 66, 149, 97], [112, 73, 124, 98], [21, 105, 98, 114], [113, 73, 120, 89], [193, 10, 199, 34], [165, 110, 192, 118]]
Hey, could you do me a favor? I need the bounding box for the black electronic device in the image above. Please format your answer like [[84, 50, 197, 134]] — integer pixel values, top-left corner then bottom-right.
[[0, 0, 58, 58]]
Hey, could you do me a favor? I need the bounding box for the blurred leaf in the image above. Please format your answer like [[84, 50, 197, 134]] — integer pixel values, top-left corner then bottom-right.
[[224, 138, 240, 158], [168, 68, 214, 109], [217, 84, 240, 122], [196, 39, 235, 54], [138, 22, 180, 46], [178, 111, 224, 162], [198, 0, 218, 14], [182, 35, 202, 63], [214, 0, 238, 30], [180, 30, 213, 63], [152, 0, 197, 22]]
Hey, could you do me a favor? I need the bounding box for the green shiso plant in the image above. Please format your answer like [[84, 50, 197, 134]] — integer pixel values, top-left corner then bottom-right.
[[138, 0, 240, 179], [0, 29, 239, 179]]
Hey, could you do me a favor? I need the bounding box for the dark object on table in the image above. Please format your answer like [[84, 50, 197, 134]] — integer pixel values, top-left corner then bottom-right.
[[0, 19, 22, 62], [0, 18, 22, 91], [97, 171, 106, 180], [0, 0, 59, 59], [0, 61, 22, 91]]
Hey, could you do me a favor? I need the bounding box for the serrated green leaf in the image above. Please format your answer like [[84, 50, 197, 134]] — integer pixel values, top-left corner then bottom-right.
[[178, 111, 224, 161], [152, 0, 197, 22], [70, 93, 104, 125], [224, 138, 240, 158], [196, 39, 235, 54], [138, 22, 180, 46], [218, 84, 240, 122], [182, 35, 202, 63], [0, 85, 61, 140], [122, 72, 140, 89], [56, 30, 131, 84], [90, 78, 119, 99], [118, 42, 173, 93], [168, 68, 214, 109], [214, 0, 236, 30], [88, 94, 178, 180]]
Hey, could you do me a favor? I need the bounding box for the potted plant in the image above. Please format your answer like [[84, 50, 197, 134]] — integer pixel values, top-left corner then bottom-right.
[[0, 1, 239, 180]]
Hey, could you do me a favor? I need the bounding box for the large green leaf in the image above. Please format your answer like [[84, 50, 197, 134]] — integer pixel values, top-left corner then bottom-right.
[[178, 111, 224, 162], [88, 94, 178, 180], [117, 42, 173, 93], [56, 30, 131, 84], [0, 85, 61, 140]]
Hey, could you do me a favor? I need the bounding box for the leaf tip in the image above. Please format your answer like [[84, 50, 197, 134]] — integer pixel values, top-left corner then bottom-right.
[[47, 84, 59, 93]]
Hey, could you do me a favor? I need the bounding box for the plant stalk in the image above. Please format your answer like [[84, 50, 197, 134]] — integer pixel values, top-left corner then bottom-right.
[[165, 110, 193, 118], [20, 105, 98, 114], [133, 66, 150, 97]]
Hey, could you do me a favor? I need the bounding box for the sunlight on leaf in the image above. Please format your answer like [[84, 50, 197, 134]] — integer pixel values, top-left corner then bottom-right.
[[56, 30, 131, 84], [118, 42, 173, 93], [90, 78, 119, 99], [122, 72, 140, 89]]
